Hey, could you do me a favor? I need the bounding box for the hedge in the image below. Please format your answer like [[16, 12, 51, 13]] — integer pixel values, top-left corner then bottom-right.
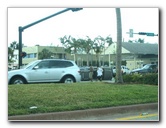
[[123, 73, 158, 85]]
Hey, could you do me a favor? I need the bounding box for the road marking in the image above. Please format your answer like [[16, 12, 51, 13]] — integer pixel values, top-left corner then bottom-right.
[[116, 113, 158, 120]]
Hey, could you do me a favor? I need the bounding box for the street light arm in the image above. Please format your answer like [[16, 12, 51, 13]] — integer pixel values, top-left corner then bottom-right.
[[20, 8, 71, 31], [20, 8, 83, 31]]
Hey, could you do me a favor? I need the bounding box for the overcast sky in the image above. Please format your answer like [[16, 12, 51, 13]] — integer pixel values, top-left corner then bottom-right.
[[8, 8, 159, 47]]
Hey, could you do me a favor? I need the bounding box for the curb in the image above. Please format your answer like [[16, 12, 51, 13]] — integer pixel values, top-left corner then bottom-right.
[[8, 103, 158, 121]]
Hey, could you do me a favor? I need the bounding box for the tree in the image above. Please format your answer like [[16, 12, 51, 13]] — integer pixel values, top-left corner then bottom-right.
[[137, 38, 144, 43], [8, 47, 14, 63], [10, 41, 19, 50], [78, 36, 94, 66], [128, 40, 133, 43], [105, 35, 113, 46], [115, 8, 123, 83], [60, 35, 83, 63], [8, 41, 19, 63], [93, 36, 105, 66], [38, 48, 52, 59]]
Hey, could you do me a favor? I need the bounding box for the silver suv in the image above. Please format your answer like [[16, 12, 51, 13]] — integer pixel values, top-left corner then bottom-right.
[[8, 59, 81, 84]]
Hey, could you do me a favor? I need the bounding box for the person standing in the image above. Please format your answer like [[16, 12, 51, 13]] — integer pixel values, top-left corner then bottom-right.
[[89, 65, 94, 82], [97, 66, 103, 81]]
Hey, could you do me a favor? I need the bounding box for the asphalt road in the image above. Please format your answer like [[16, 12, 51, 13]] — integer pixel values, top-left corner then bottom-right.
[[75, 109, 159, 121]]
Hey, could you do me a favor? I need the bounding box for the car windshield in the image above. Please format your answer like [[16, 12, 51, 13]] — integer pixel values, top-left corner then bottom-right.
[[24, 60, 41, 69], [142, 65, 150, 69]]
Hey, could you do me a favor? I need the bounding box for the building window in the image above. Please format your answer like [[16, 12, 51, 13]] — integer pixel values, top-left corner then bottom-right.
[[24, 53, 37, 58]]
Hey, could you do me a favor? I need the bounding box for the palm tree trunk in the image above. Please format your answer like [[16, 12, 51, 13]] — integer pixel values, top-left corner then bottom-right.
[[115, 8, 123, 83], [87, 52, 89, 66]]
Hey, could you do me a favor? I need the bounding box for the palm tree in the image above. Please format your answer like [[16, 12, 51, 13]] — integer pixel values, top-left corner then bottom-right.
[[93, 36, 105, 66], [105, 35, 113, 46], [60, 35, 82, 63], [115, 8, 123, 83], [78, 36, 94, 66]]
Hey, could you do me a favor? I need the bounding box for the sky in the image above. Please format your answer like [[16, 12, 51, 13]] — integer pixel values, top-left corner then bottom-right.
[[8, 7, 159, 47]]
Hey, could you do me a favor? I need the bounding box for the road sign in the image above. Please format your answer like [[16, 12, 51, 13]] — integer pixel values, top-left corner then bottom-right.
[[129, 29, 133, 37]]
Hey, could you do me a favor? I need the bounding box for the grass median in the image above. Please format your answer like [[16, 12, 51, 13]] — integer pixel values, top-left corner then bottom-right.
[[8, 82, 158, 116]]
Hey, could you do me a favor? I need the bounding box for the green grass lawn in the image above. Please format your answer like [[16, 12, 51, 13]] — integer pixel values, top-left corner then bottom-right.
[[8, 82, 158, 116]]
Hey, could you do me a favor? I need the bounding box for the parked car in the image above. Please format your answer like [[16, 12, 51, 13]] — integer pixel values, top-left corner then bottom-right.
[[130, 64, 158, 74], [8, 59, 81, 85], [112, 65, 130, 77], [121, 65, 131, 74]]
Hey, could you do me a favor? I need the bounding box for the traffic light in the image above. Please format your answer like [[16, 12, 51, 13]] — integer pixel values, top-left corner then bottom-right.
[[21, 52, 27, 58], [70, 8, 83, 12], [138, 32, 147, 35], [146, 33, 155, 36], [138, 32, 158, 36]]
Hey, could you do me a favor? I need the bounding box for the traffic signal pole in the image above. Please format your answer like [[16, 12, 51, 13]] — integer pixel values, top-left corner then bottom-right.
[[126, 29, 158, 38], [18, 8, 83, 68], [18, 27, 23, 68]]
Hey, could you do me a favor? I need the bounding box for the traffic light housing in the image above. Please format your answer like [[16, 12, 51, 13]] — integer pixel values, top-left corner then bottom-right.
[[138, 32, 147, 35], [70, 8, 83, 12], [21, 52, 27, 58], [138, 32, 158, 36]]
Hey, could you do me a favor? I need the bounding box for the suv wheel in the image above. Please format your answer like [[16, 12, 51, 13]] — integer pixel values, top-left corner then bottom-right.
[[11, 77, 25, 84], [62, 76, 74, 83]]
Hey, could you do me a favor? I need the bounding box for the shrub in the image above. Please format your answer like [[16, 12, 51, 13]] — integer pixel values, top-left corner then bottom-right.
[[143, 73, 158, 85], [123, 73, 158, 85]]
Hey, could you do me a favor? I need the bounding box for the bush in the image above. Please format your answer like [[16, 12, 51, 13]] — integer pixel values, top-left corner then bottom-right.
[[123, 73, 158, 85], [143, 73, 158, 85]]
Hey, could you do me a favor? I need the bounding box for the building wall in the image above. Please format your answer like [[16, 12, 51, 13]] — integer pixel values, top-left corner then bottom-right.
[[22, 46, 66, 65], [10, 44, 158, 70], [22, 46, 38, 65]]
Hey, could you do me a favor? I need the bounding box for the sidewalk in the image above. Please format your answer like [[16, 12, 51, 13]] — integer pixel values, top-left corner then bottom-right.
[[8, 103, 158, 121]]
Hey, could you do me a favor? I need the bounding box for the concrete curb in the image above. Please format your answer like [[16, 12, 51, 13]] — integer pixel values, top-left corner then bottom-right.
[[8, 103, 158, 121]]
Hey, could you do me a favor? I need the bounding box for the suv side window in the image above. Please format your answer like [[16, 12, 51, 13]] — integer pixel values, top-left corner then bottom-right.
[[37, 61, 49, 69], [49, 60, 74, 68], [63, 61, 73, 67]]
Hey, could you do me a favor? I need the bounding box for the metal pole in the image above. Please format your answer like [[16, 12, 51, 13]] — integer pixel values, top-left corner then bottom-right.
[[18, 27, 23, 68], [22, 8, 71, 30]]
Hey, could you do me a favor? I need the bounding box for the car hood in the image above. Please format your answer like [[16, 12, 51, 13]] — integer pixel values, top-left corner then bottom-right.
[[8, 69, 26, 74]]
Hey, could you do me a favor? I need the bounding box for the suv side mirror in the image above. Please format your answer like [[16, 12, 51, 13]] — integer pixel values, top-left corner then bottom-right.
[[33, 65, 39, 70]]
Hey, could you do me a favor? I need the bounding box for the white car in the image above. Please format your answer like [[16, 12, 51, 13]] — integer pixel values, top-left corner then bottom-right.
[[121, 65, 131, 74], [112, 65, 130, 76], [8, 59, 81, 84]]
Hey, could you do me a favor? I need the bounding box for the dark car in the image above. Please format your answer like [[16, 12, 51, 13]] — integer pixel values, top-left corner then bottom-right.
[[130, 64, 157, 74]]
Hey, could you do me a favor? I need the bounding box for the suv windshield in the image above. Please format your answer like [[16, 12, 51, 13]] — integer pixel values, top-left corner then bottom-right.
[[24, 60, 41, 69], [142, 65, 150, 69]]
